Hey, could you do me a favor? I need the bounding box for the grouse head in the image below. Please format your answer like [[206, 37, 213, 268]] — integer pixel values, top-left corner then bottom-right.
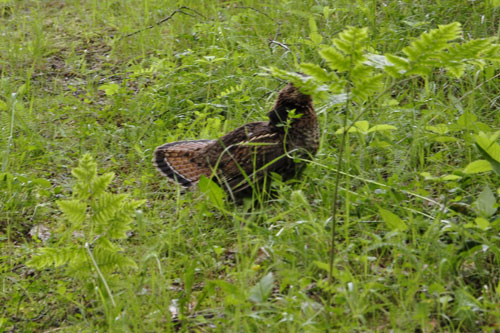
[[267, 83, 313, 128]]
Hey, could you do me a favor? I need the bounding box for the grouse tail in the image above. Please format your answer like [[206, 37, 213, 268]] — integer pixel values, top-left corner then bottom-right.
[[153, 140, 214, 187]]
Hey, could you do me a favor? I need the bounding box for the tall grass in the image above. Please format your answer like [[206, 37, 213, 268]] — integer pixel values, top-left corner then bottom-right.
[[1, 0, 499, 331]]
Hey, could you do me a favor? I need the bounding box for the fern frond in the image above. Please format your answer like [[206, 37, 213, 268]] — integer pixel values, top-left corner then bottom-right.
[[403, 22, 462, 62], [319, 47, 349, 71], [405, 64, 434, 77], [334, 27, 368, 65], [72, 153, 97, 184], [57, 199, 87, 225], [65, 248, 92, 277], [440, 38, 498, 77], [351, 64, 374, 80], [217, 84, 244, 99], [27, 246, 80, 269], [352, 73, 384, 102], [388, 25, 497, 78], [72, 154, 99, 200], [95, 237, 118, 250], [27, 153, 143, 286], [300, 63, 332, 82], [93, 239, 137, 272], [385, 54, 410, 77], [91, 192, 126, 225], [106, 199, 144, 239], [91, 172, 114, 197], [267, 67, 304, 85], [334, 27, 368, 52], [445, 63, 467, 78], [447, 38, 496, 60], [106, 217, 132, 239], [481, 43, 500, 62]]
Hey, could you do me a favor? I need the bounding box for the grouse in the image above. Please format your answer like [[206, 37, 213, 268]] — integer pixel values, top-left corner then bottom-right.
[[153, 83, 319, 199]]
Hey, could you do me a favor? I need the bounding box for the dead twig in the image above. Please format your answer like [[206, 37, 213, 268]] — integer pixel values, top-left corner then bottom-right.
[[123, 6, 206, 38], [273, 21, 282, 41], [268, 39, 301, 63], [268, 39, 290, 52]]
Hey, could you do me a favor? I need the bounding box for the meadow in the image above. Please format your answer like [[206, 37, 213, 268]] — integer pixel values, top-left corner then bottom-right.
[[1, 0, 500, 331]]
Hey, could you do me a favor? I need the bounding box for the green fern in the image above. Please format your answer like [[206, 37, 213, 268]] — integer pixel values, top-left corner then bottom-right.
[[319, 47, 350, 72], [333, 26, 369, 66], [268, 23, 498, 291], [319, 26, 382, 102], [299, 62, 333, 83], [403, 22, 462, 62], [272, 23, 497, 104], [216, 83, 244, 99], [351, 72, 384, 102], [57, 199, 86, 226], [27, 153, 144, 284], [386, 22, 498, 77], [443, 38, 499, 77]]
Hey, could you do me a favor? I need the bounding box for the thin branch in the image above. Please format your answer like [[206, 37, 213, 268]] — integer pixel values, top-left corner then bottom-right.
[[268, 40, 290, 52], [268, 20, 284, 54], [268, 39, 301, 63], [273, 21, 282, 41], [123, 6, 206, 38]]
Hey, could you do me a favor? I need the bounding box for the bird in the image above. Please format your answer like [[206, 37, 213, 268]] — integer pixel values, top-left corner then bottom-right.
[[153, 83, 319, 200]]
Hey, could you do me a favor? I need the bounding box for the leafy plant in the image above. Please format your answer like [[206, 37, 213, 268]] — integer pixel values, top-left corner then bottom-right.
[[27, 154, 144, 301], [269, 23, 499, 291], [464, 131, 500, 176], [385, 22, 499, 78], [335, 120, 397, 135]]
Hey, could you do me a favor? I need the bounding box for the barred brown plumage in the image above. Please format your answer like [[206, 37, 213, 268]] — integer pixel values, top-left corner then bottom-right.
[[153, 83, 319, 199]]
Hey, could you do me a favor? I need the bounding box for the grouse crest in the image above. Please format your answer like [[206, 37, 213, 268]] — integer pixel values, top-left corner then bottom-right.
[[153, 83, 319, 199]]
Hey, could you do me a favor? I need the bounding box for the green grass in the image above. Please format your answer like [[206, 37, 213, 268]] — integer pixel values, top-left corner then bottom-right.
[[1, 0, 500, 331]]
